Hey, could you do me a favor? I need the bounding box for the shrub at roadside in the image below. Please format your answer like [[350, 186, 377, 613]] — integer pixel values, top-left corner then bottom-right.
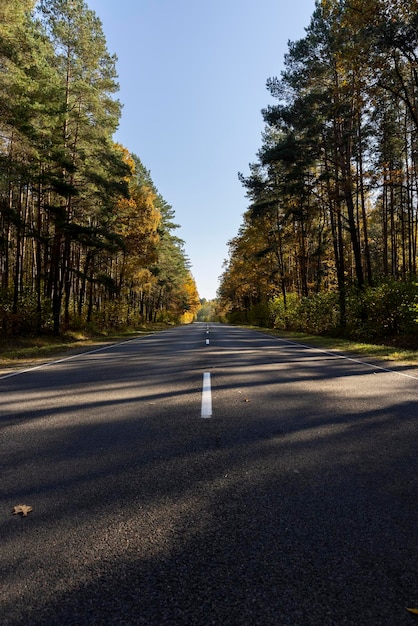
[[244, 279, 418, 341]]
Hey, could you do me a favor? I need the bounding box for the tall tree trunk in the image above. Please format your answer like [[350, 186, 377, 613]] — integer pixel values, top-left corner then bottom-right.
[[335, 120, 364, 288], [356, 105, 372, 284], [323, 137, 346, 327]]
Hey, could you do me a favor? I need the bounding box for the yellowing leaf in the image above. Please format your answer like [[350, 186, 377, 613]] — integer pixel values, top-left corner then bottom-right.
[[12, 504, 33, 517], [406, 608, 418, 615]]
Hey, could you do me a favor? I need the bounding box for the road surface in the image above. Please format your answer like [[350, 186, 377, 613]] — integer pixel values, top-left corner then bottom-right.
[[2, 323, 418, 625]]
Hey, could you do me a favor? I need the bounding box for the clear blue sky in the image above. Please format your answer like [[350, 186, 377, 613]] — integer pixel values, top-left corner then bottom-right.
[[86, 0, 317, 300]]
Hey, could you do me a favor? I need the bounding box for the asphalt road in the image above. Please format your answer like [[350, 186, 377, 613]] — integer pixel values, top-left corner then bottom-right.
[[2, 323, 418, 625]]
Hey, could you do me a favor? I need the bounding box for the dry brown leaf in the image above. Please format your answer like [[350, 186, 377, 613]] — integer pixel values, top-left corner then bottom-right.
[[407, 608, 418, 615], [12, 504, 33, 517]]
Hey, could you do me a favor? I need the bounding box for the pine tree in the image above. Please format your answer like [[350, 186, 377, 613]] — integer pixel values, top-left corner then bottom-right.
[[37, 0, 123, 332]]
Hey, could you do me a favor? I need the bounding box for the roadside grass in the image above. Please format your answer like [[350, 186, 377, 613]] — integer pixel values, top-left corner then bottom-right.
[[245, 327, 418, 364], [0, 324, 169, 369]]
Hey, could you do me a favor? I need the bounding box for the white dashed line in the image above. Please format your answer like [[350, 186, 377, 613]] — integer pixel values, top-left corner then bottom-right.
[[201, 372, 212, 418]]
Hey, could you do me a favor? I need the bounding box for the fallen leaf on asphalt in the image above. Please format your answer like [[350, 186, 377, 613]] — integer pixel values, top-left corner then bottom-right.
[[407, 608, 418, 615], [12, 504, 33, 517]]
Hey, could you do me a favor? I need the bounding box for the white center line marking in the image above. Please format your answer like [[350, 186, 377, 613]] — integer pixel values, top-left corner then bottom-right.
[[201, 372, 212, 418]]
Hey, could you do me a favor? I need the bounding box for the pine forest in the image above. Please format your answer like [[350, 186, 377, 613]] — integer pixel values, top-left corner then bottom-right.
[[0, 0, 200, 336], [219, 0, 418, 345], [4, 0, 418, 344]]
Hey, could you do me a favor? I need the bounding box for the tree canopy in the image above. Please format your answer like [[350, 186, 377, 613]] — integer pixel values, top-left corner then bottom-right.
[[0, 0, 199, 334], [219, 0, 418, 341]]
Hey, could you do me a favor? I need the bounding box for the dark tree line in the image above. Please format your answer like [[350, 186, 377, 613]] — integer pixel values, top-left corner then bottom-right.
[[219, 0, 418, 340], [0, 0, 199, 335]]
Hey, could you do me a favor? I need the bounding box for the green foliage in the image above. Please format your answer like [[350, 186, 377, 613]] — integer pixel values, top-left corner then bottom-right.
[[295, 292, 340, 335], [238, 280, 418, 341], [346, 280, 418, 339], [247, 301, 275, 327], [0, 288, 53, 335], [0, 2, 195, 336], [270, 293, 300, 330], [220, 1, 418, 345], [270, 292, 339, 334], [196, 300, 219, 322]]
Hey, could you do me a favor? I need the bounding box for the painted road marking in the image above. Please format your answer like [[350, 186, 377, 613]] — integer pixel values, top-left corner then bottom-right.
[[0, 337, 142, 381], [201, 372, 212, 418], [273, 337, 418, 381]]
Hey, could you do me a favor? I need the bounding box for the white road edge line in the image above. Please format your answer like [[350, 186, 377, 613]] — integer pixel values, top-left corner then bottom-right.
[[274, 337, 418, 381], [201, 372, 212, 418], [0, 337, 140, 381]]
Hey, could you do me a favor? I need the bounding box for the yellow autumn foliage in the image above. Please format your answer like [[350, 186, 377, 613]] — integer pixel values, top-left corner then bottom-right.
[[180, 273, 201, 323], [114, 145, 161, 271]]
